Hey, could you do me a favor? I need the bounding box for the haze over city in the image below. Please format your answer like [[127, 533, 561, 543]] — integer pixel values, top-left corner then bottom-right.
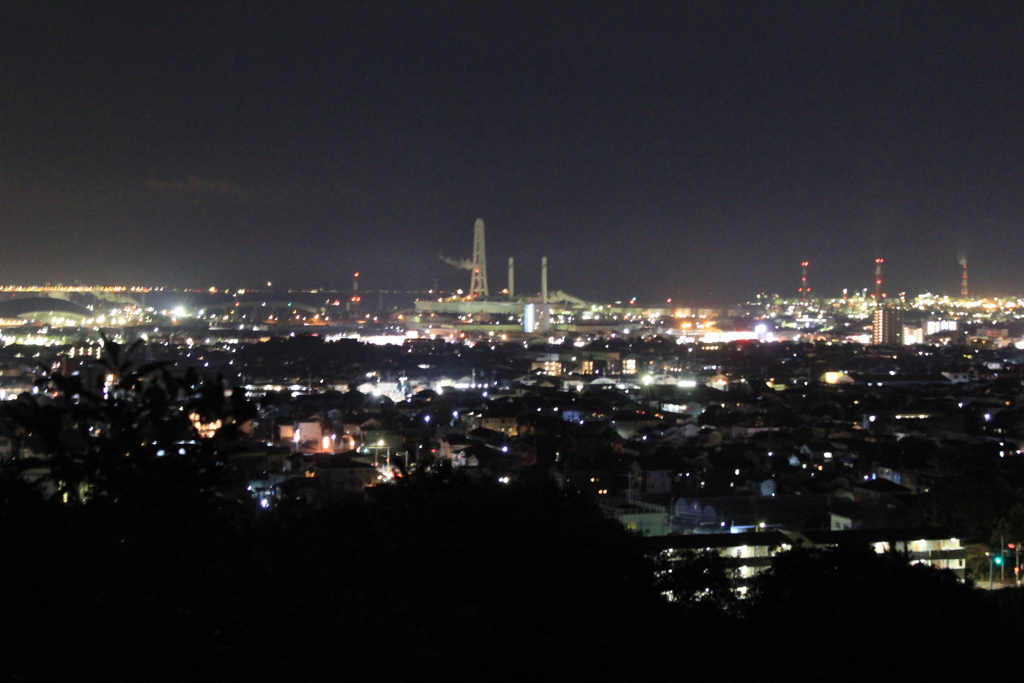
[[2, 1, 1023, 303]]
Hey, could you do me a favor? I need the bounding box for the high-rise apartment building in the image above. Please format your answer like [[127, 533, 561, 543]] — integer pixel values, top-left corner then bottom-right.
[[872, 307, 904, 345]]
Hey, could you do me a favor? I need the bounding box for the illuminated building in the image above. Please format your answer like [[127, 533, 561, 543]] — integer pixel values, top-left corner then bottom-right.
[[523, 303, 537, 333], [872, 307, 904, 346], [926, 320, 957, 335], [903, 327, 924, 345]]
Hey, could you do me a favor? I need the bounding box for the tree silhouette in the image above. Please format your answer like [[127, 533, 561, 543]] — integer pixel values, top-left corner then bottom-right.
[[743, 543, 1004, 676], [5, 338, 254, 505], [656, 548, 739, 612]]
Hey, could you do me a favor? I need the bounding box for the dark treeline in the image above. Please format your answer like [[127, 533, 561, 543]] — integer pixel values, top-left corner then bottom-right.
[[4, 468, 1024, 681], [2, 471, 668, 681]]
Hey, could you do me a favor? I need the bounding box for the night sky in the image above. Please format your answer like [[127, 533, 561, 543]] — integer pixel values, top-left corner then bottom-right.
[[2, 1, 1023, 304]]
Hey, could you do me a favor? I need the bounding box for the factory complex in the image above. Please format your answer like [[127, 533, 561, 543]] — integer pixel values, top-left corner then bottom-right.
[[0, 219, 1019, 350]]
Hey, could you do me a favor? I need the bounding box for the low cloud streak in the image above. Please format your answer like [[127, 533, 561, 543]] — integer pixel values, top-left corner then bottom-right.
[[145, 175, 248, 202]]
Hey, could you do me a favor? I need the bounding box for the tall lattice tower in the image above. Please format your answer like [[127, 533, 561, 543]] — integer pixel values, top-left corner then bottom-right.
[[874, 258, 884, 302], [469, 218, 489, 298], [959, 256, 969, 298], [799, 261, 809, 302]]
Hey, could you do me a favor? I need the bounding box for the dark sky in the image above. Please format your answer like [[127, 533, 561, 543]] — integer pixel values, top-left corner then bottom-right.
[[2, 1, 1023, 304]]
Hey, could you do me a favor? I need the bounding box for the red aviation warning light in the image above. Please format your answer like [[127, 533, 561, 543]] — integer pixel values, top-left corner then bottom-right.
[[874, 258, 884, 301]]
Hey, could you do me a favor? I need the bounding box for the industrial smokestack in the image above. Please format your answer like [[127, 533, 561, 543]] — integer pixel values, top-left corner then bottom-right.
[[959, 255, 968, 298], [874, 258, 884, 302], [800, 261, 809, 302], [470, 218, 489, 298], [541, 256, 548, 304], [508, 257, 515, 298], [348, 272, 361, 313]]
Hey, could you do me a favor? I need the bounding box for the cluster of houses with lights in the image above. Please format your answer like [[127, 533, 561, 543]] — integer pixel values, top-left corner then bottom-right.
[[8, 330, 1024, 581]]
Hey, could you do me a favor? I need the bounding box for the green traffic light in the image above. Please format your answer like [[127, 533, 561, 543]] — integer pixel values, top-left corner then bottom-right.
[[995, 556, 1004, 565]]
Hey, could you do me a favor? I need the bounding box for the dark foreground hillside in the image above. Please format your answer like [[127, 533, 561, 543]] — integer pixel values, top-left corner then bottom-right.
[[3, 470, 1022, 681]]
